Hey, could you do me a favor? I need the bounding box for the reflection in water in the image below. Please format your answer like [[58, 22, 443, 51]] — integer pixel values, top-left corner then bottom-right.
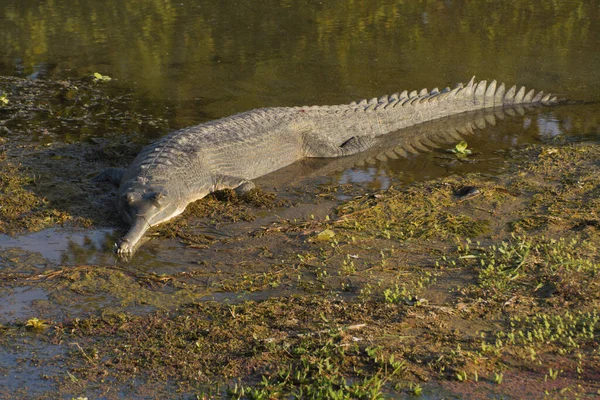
[[0, 286, 48, 323], [339, 167, 392, 192], [0, 0, 598, 131], [537, 114, 562, 138], [1, 104, 596, 269], [0, 228, 116, 264], [256, 104, 600, 194]]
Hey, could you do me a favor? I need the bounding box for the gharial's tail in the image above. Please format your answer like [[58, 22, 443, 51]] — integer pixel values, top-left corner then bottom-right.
[[350, 76, 560, 109], [334, 76, 561, 140]]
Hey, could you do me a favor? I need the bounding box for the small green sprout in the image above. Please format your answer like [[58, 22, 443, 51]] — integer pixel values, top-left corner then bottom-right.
[[314, 228, 335, 242], [448, 141, 472, 156], [409, 383, 423, 396], [546, 368, 560, 381], [25, 317, 49, 331], [494, 372, 504, 385], [92, 72, 112, 82], [0, 92, 8, 105]]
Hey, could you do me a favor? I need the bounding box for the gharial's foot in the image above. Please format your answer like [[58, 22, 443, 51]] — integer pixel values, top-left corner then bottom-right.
[[114, 239, 134, 256]]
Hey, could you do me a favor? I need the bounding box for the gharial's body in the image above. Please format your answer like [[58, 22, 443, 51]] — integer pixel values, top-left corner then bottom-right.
[[96, 77, 558, 254]]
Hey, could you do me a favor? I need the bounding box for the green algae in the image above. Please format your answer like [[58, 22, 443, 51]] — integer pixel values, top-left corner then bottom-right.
[[334, 181, 492, 242], [49, 266, 209, 308], [451, 235, 600, 309], [0, 153, 76, 234], [6, 140, 600, 399]]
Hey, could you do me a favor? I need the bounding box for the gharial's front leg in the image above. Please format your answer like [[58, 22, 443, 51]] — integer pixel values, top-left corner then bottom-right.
[[213, 175, 256, 195], [303, 134, 375, 158]]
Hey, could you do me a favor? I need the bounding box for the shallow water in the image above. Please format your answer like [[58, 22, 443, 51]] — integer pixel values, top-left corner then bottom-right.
[[1, 0, 599, 188], [0, 0, 598, 304], [0, 228, 114, 264], [1, 103, 598, 273], [1, 0, 599, 121], [0, 2, 599, 397], [0, 0, 599, 297]]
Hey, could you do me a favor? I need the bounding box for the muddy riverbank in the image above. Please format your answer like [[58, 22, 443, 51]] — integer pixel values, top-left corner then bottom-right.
[[0, 76, 599, 398]]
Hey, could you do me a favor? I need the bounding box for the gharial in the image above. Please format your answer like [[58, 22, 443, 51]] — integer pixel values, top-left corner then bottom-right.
[[94, 77, 558, 254]]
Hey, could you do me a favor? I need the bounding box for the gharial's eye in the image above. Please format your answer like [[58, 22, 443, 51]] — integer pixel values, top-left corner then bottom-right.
[[126, 193, 136, 204], [149, 191, 167, 205]]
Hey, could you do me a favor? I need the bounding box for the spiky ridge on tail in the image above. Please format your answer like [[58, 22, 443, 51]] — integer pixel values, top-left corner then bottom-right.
[[349, 76, 559, 110]]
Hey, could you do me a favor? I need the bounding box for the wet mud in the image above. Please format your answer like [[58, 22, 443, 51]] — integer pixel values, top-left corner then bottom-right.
[[0, 77, 599, 398]]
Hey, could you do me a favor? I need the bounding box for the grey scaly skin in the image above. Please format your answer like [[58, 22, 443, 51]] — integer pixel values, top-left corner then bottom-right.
[[95, 77, 558, 254]]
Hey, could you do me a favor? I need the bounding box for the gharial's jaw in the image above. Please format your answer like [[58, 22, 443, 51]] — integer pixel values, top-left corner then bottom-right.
[[115, 216, 151, 255], [114, 201, 186, 256]]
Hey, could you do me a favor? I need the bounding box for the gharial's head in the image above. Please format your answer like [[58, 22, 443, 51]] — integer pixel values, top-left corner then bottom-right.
[[115, 179, 182, 254], [117, 184, 179, 226]]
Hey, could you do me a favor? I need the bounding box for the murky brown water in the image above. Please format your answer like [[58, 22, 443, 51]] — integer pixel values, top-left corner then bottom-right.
[[1, 0, 599, 180], [0, 1, 599, 397]]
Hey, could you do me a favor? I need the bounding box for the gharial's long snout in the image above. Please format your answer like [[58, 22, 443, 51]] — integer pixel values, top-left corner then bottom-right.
[[116, 216, 151, 254], [114, 183, 184, 256]]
